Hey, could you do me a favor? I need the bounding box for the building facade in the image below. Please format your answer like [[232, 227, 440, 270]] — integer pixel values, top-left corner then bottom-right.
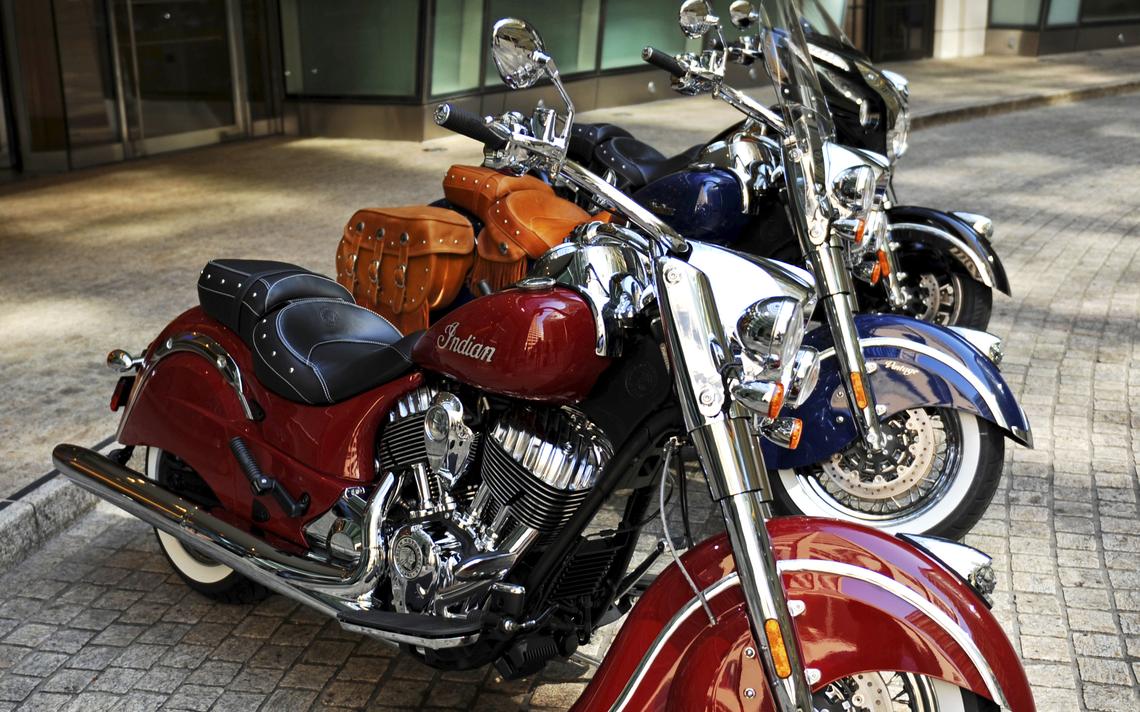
[[1, 0, 1136, 175]]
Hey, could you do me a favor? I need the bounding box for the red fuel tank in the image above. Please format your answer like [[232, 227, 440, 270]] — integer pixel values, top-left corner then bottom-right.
[[412, 285, 611, 404]]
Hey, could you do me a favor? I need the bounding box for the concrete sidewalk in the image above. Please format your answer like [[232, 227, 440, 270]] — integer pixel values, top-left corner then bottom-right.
[[887, 46, 1140, 125]]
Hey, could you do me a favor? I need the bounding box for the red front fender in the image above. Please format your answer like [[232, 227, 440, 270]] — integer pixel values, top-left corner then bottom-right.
[[573, 517, 1034, 712]]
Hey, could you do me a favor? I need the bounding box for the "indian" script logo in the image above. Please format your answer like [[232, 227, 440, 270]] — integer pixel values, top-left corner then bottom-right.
[[437, 322, 496, 363]]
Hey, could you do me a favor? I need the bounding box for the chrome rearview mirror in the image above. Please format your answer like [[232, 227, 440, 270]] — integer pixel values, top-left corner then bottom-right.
[[489, 17, 576, 160], [679, 0, 719, 38], [729, 0, 758, 28], [491, 18, 547, 89]]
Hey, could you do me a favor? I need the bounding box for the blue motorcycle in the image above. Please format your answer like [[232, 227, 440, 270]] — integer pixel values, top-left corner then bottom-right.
[[554, 1, 1032, 538]]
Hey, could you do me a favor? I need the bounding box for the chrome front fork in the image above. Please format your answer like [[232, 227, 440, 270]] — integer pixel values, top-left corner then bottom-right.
[[654, 254, 814, 712], [808, 240, 888, 451]]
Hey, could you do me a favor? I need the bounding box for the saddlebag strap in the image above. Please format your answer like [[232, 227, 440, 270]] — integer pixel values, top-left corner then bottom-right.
[[336, 206, 474, 333], [472, 189, 591, 292], [442, 164, 552, 219]]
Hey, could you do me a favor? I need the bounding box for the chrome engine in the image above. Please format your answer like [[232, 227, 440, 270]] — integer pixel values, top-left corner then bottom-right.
[[304, 386, 612, 618]]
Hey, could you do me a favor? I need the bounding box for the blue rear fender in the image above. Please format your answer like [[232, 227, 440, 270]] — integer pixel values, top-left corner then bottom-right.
[[763, 314, 1032, 470]]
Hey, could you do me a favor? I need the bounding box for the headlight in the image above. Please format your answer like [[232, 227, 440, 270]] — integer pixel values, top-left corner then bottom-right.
[[736, 296, 804, 375], [887, 107, 910, 162], [832, 165, 877, 214], [787, 347, 820, 408]]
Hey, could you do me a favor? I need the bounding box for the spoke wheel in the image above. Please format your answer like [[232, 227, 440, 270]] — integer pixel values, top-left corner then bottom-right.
[[813, 672, 996, 712], [909, 271, 962, 326], [772, 410, 1006, 538], [891, 250, 994, 330]]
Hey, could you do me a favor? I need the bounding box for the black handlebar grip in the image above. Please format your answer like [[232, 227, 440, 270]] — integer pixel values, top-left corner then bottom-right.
[[642, 46, 688, 78], [434, 103, 508, 150]]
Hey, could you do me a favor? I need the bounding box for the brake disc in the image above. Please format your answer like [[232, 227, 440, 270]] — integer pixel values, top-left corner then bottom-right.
[[819, 409, 939, 503], [911, 272, 957, 325], [815, 673, 895, 711]]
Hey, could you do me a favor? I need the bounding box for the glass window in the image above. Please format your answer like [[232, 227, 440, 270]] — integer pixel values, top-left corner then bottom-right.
[[600, 0, 695, 70], [1082, 0, 1140, 21], [432, 0, 483, 96], [1046, 0, 1079, 24], [484, 0, 600, 84], [989, 0, 1043, 26], [280, 0, 420, 97], [53, 0, 122, 148]]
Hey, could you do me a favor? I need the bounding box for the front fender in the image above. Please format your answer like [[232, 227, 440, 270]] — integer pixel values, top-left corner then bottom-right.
[[572, 517, 1034, 712], [888, 205, 1011, 295], [764, 314, 1031, 470]]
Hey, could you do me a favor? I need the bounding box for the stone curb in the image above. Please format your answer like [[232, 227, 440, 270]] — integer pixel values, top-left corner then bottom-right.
[[913, 78, 1140, 130], [0, 438, 113, 576], [0, 477, 98, 575]]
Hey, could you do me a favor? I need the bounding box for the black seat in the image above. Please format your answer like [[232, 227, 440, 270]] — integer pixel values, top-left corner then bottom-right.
[[197, 259, 417, 406], [568, 122, 633, 164], [596, 137, 705, 190], [198, 259, 353, 344], [250, 299, 421, 406]]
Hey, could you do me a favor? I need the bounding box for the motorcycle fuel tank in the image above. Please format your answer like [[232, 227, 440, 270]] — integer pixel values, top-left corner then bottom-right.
[[412, 285, 611, 404], [633, 168, 751, 244]]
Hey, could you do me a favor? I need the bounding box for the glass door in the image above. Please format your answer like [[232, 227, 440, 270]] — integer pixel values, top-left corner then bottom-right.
[[115, 0, 244, 154]]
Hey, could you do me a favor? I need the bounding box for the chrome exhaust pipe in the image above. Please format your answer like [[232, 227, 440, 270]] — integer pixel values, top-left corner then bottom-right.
[[53, 444, 351, 613], [51, 444, 479, 648]]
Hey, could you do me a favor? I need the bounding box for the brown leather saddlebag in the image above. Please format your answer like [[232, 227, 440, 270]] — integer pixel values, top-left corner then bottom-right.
[[472, 189, 591, 291], [442, 164, 552, 218], [336, 206, 474, 333]]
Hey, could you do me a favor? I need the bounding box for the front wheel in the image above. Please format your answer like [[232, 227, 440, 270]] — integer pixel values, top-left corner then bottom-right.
[[891, 252, 993, 330], [814, 672, 998, 711], [771, 409, 1004, 539]]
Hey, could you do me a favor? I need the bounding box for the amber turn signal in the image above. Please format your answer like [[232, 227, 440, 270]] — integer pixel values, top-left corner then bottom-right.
[[877, 249, 891, 277], [767, 383, 785, 419], [849, 371, 868, 410], [869, 260, 882, 285], [854, 219, 866, 245], [764, 618, 793, 679], [788, 418, 803, 449]]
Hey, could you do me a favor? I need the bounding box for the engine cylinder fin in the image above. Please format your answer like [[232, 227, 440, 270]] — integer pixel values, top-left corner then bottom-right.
[[482, 440, 592, 532]]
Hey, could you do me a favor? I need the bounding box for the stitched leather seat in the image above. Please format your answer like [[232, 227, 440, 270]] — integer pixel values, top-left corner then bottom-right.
[[198, 259, 417, 406], [568, 122, 633, 164], [595, 137, 704, 190], [250, 299, 421, 406], [198, 259, 353, 344]]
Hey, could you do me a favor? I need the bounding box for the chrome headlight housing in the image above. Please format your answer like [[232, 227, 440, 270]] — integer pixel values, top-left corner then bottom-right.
[[786, 346, 820, 408], [832, 165, 877, 214], [887, 105, 911, 162], [736, 296, 805, 376]]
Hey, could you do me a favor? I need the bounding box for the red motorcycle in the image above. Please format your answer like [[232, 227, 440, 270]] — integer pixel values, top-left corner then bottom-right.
[[53, 6, 1035, 710]]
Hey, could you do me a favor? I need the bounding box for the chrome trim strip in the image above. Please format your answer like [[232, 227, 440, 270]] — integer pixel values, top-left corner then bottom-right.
[[133, 332, 257, 424], [777, 558, 1009, 709], [610, 574, 740, 712], [889, 222, 996, 288], [815, 337, 1009, 430]]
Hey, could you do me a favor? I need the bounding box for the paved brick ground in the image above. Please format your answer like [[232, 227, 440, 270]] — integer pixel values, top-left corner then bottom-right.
[[1, 95, 1138, 710]]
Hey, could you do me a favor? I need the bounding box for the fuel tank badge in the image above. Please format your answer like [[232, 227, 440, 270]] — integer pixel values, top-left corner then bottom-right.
[[437, 322, 497, 363]]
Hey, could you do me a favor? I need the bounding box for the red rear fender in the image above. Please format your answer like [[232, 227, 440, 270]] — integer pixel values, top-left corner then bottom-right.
[[573, 517, 1034, 712], [116, 307, 423, 547]]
